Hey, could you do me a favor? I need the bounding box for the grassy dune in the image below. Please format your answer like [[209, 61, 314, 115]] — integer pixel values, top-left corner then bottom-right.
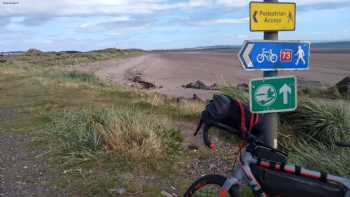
[[0, 51, 207, 196]]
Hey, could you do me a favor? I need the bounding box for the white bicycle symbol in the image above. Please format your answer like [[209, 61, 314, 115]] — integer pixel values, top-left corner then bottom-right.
[[256, 48, 278, 64]]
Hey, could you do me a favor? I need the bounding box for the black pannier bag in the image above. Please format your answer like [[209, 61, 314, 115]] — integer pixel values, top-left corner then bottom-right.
[[195, 95, 263, 137]]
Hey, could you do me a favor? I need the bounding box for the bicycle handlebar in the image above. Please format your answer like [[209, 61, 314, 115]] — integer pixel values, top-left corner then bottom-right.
[[202, 124, 215, 149], [198, 122, 240, 149], [197, 122, 264, 150]]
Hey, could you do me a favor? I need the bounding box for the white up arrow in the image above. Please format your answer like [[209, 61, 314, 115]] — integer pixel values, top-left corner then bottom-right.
[[279, 84, 292, 104]]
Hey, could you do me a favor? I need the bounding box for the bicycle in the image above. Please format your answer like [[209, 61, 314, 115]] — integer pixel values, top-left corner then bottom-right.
[[184, 120, 350, 197], [256, 48, 278, 64]]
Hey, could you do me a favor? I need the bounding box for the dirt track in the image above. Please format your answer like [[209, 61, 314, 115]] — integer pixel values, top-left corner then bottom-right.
[[0, 132, 65, 197], [77, 51, 350, 99]]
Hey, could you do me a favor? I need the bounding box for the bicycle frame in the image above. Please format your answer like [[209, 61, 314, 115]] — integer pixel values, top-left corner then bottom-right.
[[260, 49, 272, 57], [219, 145, 350, 197]]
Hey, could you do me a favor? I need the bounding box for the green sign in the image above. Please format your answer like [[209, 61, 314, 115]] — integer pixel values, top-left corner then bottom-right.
[[250, 76, 297, 113]]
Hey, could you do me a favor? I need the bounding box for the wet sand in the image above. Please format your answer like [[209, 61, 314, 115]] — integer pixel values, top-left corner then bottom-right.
[[76, 50, 350, 99]]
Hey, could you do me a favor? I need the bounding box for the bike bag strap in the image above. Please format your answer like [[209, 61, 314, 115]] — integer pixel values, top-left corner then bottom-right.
[[295, 165, 301, 176], [235, 99, 260, 137], [280, 162, 286, 172], [320, 172, 328, 182]]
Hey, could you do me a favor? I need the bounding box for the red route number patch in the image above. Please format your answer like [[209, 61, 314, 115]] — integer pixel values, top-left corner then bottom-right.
[[280, 49, 292, 62]]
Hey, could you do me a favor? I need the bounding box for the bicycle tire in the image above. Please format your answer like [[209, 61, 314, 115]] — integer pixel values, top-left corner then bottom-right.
[[184, 175, 239, 197], [256, 54, 265, 63], [270, 54, 278, 63]]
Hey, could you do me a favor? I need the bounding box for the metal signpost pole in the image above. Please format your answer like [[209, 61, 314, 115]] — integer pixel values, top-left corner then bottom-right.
[[263, 0, 279, 148], [244, 0, 297, 148]]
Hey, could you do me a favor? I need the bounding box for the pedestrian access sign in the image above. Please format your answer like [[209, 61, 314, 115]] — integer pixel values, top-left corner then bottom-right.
[[250, 2, 296, 31], [239, 40, 310, 71], [250, 76, 297, 113]]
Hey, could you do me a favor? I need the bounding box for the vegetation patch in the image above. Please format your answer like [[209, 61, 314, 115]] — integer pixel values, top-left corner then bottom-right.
[[51, 70, 106, 86], [286, 139, 350, 178], [48, 107, 182, 167], [300, 86, 344, 100], [0, 51, 209, 196], [221, 86, 249, 103], [282, 99, 349, 145], [2, 48, 143, 68]]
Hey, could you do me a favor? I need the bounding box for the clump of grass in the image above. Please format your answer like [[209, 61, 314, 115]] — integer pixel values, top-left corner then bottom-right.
[[48, 110, 104, 153], [48, 106, 182, 166], [25, 48, 43, 56], [279, 99, 350, 178], [300, 86, 342, 99], [286, 139, 350, 178], [175, 99, 204, 116], [282, 99, 349, 145], [63, 70, 100, 83], [89, 107, 168, 161], [50, 70, 107, 87], [125, 93, 204, 121], [147, 94, 204, 116], [221, 86, 249, 103]]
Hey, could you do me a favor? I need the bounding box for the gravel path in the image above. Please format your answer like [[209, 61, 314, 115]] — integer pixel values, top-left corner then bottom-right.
[[0, 132, 65, 197]]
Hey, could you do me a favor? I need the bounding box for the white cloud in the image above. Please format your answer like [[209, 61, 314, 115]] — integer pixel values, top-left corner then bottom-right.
[[215, 0, 350, 8], [187, 0, 214, 7], [79, 16, 130, 29], [78, 16, 151, 36], [1, 0, 349, 17], [0, 0, 212, 17], [215, 0, 247, 8], [292, 0, 350, 5]]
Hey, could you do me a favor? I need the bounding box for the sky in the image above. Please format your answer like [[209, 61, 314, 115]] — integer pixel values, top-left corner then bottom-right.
[[0, 0, 350, 51]]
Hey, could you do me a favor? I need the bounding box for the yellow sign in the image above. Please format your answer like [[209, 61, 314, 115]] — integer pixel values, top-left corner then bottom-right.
[[250, 2, 296, 32]]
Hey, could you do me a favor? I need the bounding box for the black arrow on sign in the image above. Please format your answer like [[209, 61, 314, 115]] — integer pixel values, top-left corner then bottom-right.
[[253, 11, 258, 23], [288, 12, 293, 22]]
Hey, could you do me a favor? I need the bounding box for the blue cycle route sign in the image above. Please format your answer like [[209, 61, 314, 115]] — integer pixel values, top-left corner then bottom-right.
[[238, 40, 310, 71]]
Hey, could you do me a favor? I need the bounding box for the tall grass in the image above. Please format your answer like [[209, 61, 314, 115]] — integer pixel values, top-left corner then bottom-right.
[[282, 100, 349, 145], [120, 92, 204, 121], [50, 70, 105, 85], [146, 94, 204, 118], [280, 100, 350, 177], [299, 86, 343, 100], [49, 110, 103, 152], [287, 139, 350, 178], [221, 86, 249, 103], [48, 106, 183, 166]]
